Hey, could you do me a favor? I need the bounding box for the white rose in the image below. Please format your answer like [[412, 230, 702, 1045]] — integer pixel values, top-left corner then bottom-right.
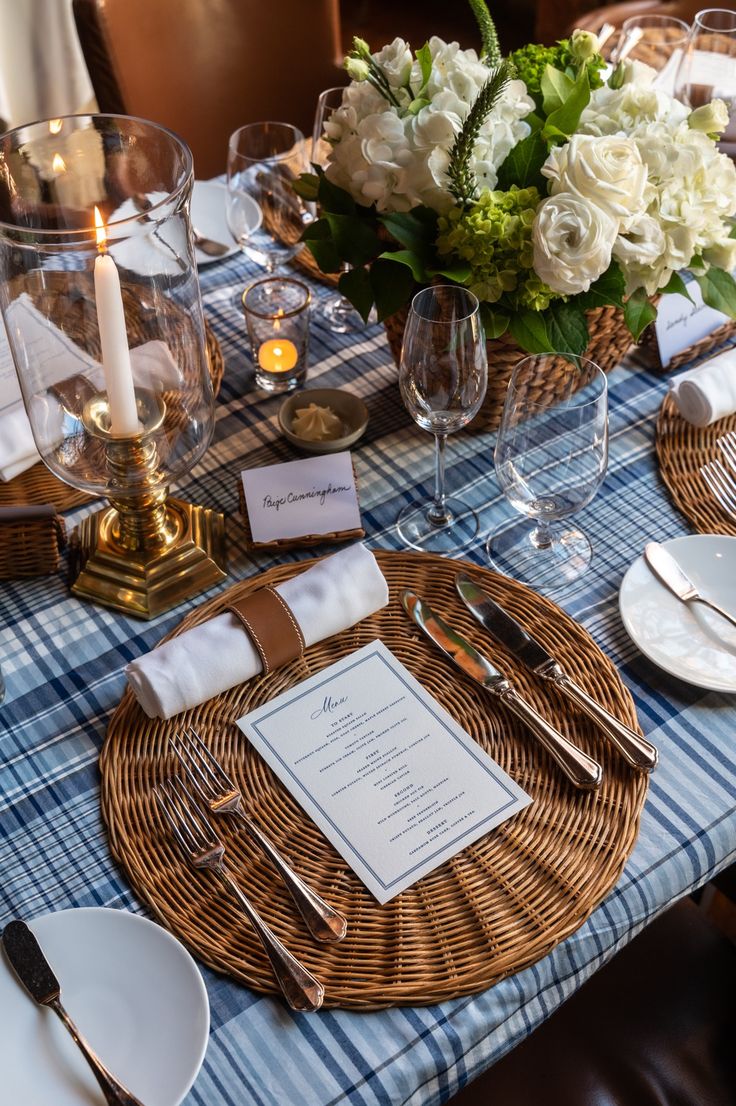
[[614, 213, 665, 266], [689, 99, 730, 134], [373, 38, 413, 89], [532, 193, 618, 294], [543, 135, 648, 223], [571, 29, 599, 61]]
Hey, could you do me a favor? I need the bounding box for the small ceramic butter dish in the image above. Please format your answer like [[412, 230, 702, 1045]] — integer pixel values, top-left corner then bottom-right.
[[279, 388, 369, 454]]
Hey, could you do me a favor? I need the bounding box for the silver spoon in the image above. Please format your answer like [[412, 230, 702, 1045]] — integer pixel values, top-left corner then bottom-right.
[[192, 227, 230, 257]]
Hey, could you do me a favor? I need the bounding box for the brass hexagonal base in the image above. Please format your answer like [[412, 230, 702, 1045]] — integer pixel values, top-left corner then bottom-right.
[[70, 497, 227, 618]]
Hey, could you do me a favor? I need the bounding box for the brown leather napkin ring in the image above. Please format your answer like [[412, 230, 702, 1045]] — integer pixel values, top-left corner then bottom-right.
[[227, 587, 305, 675]]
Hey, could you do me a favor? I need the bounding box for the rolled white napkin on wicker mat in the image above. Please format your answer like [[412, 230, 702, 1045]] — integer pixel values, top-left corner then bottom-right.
[[669, 347, 736, 427], [125, 543, 389, 719]]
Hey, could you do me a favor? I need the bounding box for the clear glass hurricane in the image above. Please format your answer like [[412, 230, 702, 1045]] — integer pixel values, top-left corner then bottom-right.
[[617, 14, 691, 91], [487, 354, 608, 591], [396, 285, 487, 554], [226, 122, 313, 274], [311, 87, 367, 335]]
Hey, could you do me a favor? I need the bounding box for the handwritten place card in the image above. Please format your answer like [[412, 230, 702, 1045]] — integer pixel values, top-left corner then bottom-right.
[[655, 278, 731, 368], [237, 641, 531, 904], [241, 452, 361, 544]]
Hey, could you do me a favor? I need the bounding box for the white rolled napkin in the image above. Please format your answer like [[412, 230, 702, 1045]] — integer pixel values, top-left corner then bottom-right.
[[125, 543, 389, 719], [669, 347, 736, 427]]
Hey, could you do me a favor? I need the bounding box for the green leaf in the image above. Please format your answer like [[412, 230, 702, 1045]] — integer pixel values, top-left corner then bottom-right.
[[541, 65, 574, 116], [416, 41, 432, 90], [696, 267, 736, 319], [579, 262, 625, 310], [380, 207, 438, 253], [729, 221, 736, 239], [545, 301, 589, 355], [623, 288, 657, 339], [660, 271, 694, 302], [496, 131, 548, 192], [480, 304, 510, 339], [323, 212, 381, 267], [379, 248, 429, 284], [338, 266, 374, 323], [542, 67, 590, 142], [316, 174, 356, 215], [509, 309, 552, 353], [292, 172, 320, 202], [426, 262, 473, 283], [369, 258, 417, 322], [408, 97, 431, 115]]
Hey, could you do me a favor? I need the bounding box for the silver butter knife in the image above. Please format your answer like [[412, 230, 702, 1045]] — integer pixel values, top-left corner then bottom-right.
[[400, 589, 603, 790], [644, 541, 736, 632], [456, 572, 658, 773], [2, 919, 145, 1106]]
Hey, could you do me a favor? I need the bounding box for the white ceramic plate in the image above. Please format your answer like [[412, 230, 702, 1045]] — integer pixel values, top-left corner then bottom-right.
[[619, 534, 736, 692], [0, 908, 209, 1106], [191, 179, 246, 266]]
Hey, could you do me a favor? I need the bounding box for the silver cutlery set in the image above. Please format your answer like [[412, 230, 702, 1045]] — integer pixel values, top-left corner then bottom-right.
[[403, 571, 659, 792], [701, 429, 736, 520]]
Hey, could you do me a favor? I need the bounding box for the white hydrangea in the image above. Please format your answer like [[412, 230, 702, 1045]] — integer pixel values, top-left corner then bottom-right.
[[323, 36, 534, 213], [577, 68, 736, 295]]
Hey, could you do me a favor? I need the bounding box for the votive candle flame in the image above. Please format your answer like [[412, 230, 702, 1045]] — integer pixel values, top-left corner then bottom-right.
[[258, 338, 298, 373]]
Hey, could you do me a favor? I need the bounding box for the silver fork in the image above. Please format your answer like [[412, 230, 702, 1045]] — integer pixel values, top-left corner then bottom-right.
[[701, 459, 736, 520], [155, 776, 324, 1012], [717, 430, 736, 475], [171, 727, 347, 943]]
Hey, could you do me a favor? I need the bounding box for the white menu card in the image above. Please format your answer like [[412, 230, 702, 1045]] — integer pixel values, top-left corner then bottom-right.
[[237, 641, 531, 904]]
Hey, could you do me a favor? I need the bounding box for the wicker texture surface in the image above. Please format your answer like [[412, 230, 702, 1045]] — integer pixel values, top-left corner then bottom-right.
[[384, 304, 634, 432], [0, 315, 223, 512], [0, 511, 67, 577], [644, 318, 736, 374], [101, 550, 648, 1009], [656, 392, 736, 535]]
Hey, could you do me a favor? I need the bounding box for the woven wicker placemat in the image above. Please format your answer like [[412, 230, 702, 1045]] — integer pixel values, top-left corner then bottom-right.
[[101, 550, 648, 1009], [656, 392, 736, 535], [0, 314, 223, 512]]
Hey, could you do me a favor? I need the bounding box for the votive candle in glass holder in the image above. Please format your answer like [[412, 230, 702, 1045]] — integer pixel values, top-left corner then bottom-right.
[[242, 277, 310, 393]]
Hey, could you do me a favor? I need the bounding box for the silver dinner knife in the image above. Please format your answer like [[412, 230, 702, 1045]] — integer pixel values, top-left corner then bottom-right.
[[644, 541, 736, 632], [2, 919, 145, 1106], [455, 572, 658, 773], [400, 590, 603, 790]]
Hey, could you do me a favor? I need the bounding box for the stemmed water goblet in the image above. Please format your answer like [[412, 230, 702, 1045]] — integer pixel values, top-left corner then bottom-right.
[[614, 15, 691, 91], [396, 285, 487, 554], [487, 354, 608, 591], [311, 87, 369, 334], [674, 9, 736, 157], [226, 122, 313, 274]]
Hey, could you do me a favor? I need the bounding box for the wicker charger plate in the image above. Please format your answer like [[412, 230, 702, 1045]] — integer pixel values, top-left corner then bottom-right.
[[101, 550, 648, 1009], [656, 392, 736, 535], [0, 319, 223, 512]]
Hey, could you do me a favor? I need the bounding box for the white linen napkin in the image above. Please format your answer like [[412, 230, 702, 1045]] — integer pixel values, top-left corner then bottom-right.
[[125, 543, 390, 719], [0, 294, 182, 481], [668, 347, 736, 427]]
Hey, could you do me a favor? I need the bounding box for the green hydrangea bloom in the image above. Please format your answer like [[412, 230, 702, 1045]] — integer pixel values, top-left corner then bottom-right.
[[509, 40, 605, 99], [436, 186, 558, 311]]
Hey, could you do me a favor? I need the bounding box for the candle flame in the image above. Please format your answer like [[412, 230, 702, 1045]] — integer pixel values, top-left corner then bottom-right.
[[48, 119, 62, 135], [274, 306, 284, 332], [52, 153, 66, 173], [94, 206, 107, 251], [273, 346, 283, 357]]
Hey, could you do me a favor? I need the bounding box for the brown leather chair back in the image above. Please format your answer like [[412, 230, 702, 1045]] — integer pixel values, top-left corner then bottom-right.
[[73, 0, 343, 178]]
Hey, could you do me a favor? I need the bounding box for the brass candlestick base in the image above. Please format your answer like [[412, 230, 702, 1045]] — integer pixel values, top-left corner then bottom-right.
[[71, 498, 227, 618], [69, 390, 227, 619]]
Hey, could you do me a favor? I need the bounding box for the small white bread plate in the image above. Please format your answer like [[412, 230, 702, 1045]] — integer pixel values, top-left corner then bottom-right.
[[191, 179, 247, 266], [619, 534, 736, 692], [0, 907, 209, 1106]]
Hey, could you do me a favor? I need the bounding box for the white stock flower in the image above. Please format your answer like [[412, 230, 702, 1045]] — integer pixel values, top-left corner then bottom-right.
[[543, 135, 647, 222], [374, 37, 413, 89], [532, 193, 618, 295]]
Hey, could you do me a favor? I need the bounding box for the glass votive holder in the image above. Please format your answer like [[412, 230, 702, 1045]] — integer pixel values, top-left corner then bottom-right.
[[242, 277, 311, 393]]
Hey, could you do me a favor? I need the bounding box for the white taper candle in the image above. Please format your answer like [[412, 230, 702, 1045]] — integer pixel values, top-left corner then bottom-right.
[[93, 207, 139, 436]]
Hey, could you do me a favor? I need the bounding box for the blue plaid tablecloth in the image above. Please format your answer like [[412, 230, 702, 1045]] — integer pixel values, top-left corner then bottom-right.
[[1, 246, 735, 1106]]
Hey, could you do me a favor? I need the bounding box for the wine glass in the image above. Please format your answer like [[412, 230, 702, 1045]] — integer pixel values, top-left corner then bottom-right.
[[675, 9, 736, 156], [396, 286, 487, 553], [312, 86, 368, 334], [616, 15, 691, 92], [487, 354, 608, 591], [226, 122, 313, 273]]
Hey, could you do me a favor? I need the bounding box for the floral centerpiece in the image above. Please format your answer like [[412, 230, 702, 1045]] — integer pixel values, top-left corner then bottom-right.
[[296, 0, 736, 364]]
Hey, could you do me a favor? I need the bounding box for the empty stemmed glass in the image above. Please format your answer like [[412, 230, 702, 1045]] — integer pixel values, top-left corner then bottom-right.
[[675, 9, 736, 157], [396, 286, 487, 553], [487, 354, 608, 590], [311, 87, 368, 334], [226, 122, 313, 274], [616, 15, 690, 91]]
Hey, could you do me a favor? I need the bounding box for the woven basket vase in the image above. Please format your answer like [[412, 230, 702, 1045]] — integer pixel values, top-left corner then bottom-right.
[[384, 302, 634, 432]]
